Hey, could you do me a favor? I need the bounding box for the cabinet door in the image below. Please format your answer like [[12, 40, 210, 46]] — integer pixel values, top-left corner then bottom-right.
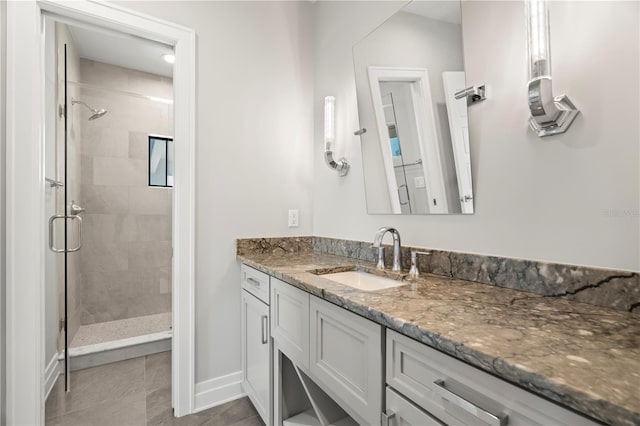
[[386, 387, 444, 426], [241, 290, 271, 425], [309, 296, 382, 426], [271, 278, 309, 368]]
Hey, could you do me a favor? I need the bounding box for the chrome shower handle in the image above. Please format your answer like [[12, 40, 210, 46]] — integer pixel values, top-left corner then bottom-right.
[[48, 214, 83, 253], [67, 215, 83, 252], [48, 215, 66, 253], [397, 184, 409, 206]]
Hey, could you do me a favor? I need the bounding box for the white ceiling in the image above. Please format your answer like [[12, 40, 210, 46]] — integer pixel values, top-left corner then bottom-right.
[[66, 2, 457, 79], [404, 1, 462, 25], [69, 25, 174, 78]]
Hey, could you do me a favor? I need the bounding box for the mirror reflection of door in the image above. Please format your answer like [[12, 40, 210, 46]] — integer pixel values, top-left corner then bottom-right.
[[381, 88, 430, 214], [372, 71, 448, 215]]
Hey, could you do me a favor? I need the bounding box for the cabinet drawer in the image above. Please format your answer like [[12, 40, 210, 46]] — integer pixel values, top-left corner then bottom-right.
[[386, 330, 598, 426], [386, 387, 444, 426], [310, 296, 382, 426], [271, 278, 309, 368], [241, 264, 270, 304]]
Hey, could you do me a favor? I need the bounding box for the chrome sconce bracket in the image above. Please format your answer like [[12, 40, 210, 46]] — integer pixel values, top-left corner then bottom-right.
[[324, 147, 350, 177], [454, 85, 487, 105], [527, 77, 579, 137]]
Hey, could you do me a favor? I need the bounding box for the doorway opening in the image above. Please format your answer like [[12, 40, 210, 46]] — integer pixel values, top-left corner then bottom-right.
[[4, 1, 195, 422], [44, 17, 175, 401]]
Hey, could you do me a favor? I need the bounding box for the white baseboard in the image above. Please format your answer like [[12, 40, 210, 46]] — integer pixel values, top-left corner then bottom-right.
[[44, 353, 60, 399], [193, 371, 245, 413]]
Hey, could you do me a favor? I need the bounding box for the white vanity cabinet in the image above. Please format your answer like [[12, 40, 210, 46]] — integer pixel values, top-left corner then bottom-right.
[[384, 330, 598, 426], [240, 265, 271, 425], [242, 262, 601, 426], [309, 296, 382, 426]]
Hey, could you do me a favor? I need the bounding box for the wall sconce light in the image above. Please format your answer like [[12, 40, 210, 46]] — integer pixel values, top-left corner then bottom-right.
[[526, 0, 579, 137], [324, 96, 349, 176]]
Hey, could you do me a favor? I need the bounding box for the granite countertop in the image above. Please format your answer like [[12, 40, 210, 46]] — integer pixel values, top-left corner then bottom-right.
[[237, 250, 640, 426]]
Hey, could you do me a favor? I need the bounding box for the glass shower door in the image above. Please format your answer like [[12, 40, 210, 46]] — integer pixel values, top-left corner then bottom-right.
[[46, 42, 83, 392]]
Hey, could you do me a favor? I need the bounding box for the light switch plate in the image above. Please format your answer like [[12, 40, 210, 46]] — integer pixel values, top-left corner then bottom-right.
[[288, 209, 299, 227], [414, 176, 426, 188]]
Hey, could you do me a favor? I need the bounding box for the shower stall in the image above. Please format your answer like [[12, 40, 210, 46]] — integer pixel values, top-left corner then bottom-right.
[[44, 21, 174, 393]]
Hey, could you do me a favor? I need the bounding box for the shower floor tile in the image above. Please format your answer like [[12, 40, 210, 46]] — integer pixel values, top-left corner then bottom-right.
[[71, 312, 172, 348]]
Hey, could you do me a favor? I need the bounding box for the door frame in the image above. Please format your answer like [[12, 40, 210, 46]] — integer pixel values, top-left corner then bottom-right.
[[5, 1, 196, 423]]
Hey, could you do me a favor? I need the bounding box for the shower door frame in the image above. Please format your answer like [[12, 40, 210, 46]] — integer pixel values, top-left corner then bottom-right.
[[5, 1, 196, 423]]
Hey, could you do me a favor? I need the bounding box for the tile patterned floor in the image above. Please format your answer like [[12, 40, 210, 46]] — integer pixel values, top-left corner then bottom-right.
[[46, 351, 264, 426], [71, 313, 172, 348]]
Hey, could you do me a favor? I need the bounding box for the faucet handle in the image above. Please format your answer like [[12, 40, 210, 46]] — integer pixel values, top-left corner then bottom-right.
[[371, 245, 385, 270], [409, 250, 432, 277]]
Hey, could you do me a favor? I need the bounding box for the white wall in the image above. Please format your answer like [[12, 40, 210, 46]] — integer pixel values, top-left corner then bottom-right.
[[113, 1, 315, 384], [313, 0, 639, 272], [0, 0, 6, 422]]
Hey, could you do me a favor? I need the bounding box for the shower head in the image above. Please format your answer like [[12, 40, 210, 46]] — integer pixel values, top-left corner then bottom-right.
[[71, 99, 108, 121], [89, 108, 108, 120]]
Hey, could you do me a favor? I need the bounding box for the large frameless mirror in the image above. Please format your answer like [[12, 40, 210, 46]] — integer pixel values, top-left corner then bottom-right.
[[353, 0, 474, 214]]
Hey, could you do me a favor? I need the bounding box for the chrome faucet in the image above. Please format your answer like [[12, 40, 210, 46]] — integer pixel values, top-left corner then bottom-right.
[[372, 227, 402, 271]]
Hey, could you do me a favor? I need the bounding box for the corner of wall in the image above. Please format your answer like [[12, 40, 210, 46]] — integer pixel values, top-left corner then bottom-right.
[[0, 0, 7, 422]]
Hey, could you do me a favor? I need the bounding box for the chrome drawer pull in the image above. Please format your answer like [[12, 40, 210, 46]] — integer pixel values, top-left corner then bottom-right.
[[381, 409, 396, 426], [246, 277, 261, 287], [433, 379, 508, 426], [261, 315, 268, 344]]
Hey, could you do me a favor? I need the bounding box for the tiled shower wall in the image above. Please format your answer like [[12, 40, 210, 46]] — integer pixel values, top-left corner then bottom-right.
[[78, 59, 173, 325]]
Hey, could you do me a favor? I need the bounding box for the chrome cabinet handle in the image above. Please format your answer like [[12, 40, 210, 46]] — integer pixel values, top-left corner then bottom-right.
[[246, 277, 261, 287], [381, 409, 396, 426], [261, 315, 268, 344], [48, 214, 82, 253], [433, 379, 507, 426]]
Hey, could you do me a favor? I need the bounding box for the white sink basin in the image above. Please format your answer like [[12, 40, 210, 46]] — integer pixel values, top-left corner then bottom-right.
[[321, 270, 407, 292]]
